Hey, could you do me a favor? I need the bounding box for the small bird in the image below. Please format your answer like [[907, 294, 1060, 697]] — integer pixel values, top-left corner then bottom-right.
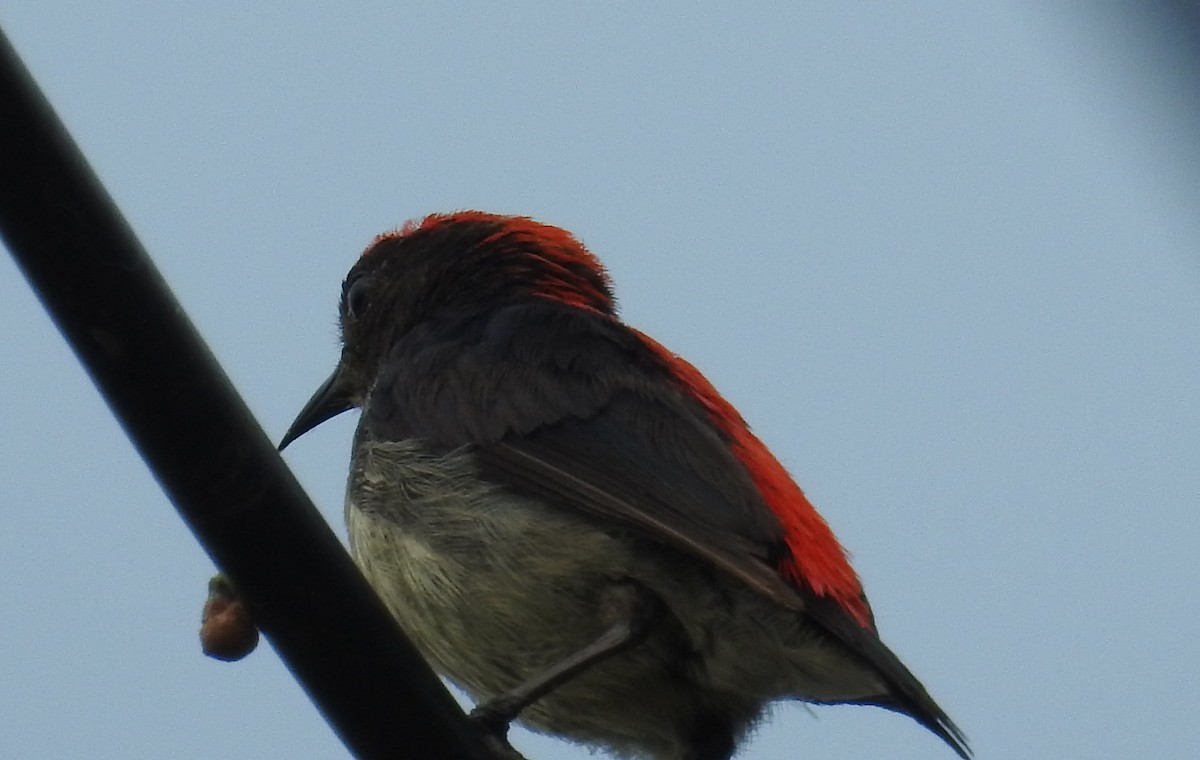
[[280, 212, 969, 760]]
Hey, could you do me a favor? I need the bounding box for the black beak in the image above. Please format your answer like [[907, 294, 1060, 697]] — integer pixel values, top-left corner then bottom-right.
[[278, 366, 356, 451]]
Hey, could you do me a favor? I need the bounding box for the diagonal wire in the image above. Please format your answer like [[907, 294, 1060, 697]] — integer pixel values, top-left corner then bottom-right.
[[0, 25, 505, 760]]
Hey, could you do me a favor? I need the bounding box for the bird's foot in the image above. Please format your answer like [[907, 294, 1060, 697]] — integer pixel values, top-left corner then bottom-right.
[[469, 694, 524, 737], [468, 704, 527, 760]]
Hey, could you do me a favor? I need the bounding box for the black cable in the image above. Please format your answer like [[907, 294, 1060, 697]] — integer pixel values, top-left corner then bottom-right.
[[0, 25, 499, 760]]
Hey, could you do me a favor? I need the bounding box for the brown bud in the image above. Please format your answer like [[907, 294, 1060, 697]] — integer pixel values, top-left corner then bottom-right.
[[200, 574, 259, 661]]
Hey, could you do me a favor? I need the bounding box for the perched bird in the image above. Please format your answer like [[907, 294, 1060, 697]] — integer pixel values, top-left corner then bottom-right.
[[280, 212, 969, 760]]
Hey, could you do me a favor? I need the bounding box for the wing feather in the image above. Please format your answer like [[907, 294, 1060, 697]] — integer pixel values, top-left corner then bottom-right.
[[362, 301, 969, 757]]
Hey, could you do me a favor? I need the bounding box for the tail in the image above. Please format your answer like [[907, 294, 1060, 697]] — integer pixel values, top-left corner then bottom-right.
[[853, 693, 971, 759], [806, 596, 972, 758]]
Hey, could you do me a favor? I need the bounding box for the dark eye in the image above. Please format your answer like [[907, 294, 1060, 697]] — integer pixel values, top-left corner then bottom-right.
[[344, 276, 372, 321]]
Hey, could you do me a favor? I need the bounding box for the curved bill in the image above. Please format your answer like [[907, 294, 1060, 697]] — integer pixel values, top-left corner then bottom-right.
[[278, 367, 355, 451]]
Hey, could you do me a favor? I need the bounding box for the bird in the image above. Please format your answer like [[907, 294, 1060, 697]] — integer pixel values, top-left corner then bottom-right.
[[279, 211, 970, 760]]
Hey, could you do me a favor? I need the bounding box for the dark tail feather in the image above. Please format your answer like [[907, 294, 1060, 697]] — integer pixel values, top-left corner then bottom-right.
[[806, 596, 972, 758], [917, 705, 971, 760], [856, 694, 971, 759]]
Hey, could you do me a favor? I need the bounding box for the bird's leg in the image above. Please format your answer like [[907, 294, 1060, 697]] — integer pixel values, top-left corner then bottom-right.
[[470, 581, 660, 737]]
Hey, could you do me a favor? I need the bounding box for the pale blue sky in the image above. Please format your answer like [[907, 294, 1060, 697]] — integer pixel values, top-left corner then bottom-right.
[[2, 4, 1198, 759]]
